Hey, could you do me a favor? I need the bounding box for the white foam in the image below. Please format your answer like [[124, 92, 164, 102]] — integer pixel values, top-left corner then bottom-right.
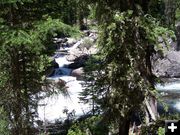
[[55, 56, 72, 67], [37, 37, 96, 122], [156, 82, 180, 91], [38, 79, 90, 122], [38, 50, 90, 121], [174, 102, 180, 111]]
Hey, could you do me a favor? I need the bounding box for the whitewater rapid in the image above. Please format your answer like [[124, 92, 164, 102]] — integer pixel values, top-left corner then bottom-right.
[[37, 39, 91, 122], [156, 81, 180, 113]]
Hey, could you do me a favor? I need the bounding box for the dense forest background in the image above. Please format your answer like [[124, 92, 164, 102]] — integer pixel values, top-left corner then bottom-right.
[[0, 0, 180, 135]]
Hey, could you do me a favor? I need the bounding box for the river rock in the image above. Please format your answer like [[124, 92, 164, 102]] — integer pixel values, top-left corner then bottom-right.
[[67, 38, 77, 46], [68, 54, 89, 69], [66, 49, 82, 61], [71, 68, 84, 80], [153, 51, 180, 77], [66, 55, 76, 62], [66, 37, 97, 61], [88, 45, 98, 54]]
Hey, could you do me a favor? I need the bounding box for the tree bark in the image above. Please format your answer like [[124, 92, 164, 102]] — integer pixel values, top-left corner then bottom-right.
[[164, 0, 176, 28], [176, 23, 180, 51], [118, 117, 131, 135]]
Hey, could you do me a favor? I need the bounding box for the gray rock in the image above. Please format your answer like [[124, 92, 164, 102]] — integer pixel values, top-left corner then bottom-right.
[[153, 51, 180, 77], [71, 68, 84, 80], [67, 38, 77, 47], [66, 54, 78, 61], [68, 55, 89, 69], [166, 51, 180, 63], [67, 37, 97, 60]]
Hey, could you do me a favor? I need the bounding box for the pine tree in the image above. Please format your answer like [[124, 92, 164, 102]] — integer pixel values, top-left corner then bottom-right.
[[0, 0, 80, 134], [81, 0, 175, 134]]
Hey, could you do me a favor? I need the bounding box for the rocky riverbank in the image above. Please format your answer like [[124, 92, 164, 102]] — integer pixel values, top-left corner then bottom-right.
[[152, 51, 180, 77], [37, 30, 98, 134], [152, 23, 180, 78], [47, 30, 98, 80]]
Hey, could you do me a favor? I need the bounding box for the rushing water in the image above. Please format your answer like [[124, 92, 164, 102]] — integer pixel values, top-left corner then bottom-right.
[[156, 80, 180, 113], [37, 37, 180, 122], [37, 39, 91, 122]]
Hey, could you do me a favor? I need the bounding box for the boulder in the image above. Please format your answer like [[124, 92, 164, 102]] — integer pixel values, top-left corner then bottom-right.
[[71, 68, 84, 80], [68, 54, 89, 69], [74, 54, 89, 62], [66, 33, 98, 62], [67, 38, 77, 46], [153, 51, 180, 77], [68, 62, 81, 69], [66, 40, 83, 61], [66, 48, 82, 61], [88, 46, 98, 54], [66, 54, 77, 61], [166, 51, 180, 62]]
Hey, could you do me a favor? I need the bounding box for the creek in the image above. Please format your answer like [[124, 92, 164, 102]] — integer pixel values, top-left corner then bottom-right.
[[37, 36, 180, 123], [37, 38, 91, 122], [156, 79, 180, 114]]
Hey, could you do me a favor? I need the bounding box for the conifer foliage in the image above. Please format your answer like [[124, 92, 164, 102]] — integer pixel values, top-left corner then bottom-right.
[[0, 0, 79, 134], [81, 0, 176, 134]]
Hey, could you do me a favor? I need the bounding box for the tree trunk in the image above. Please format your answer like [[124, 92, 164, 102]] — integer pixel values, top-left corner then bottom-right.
[[145, 44, 158, 121], [10, 48, 23, 135], [164, 0, 176, 29], [176, 23, 180, 51], [118, 117, 131, 135]]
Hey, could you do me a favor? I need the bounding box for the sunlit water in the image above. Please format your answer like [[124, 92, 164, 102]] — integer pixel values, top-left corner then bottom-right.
[[37, 39, 91, 122], [156, 81, 180, 91], [38, 37, 180, 122], [38, 76, 90, 121], [156, 81, 180, 113]]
